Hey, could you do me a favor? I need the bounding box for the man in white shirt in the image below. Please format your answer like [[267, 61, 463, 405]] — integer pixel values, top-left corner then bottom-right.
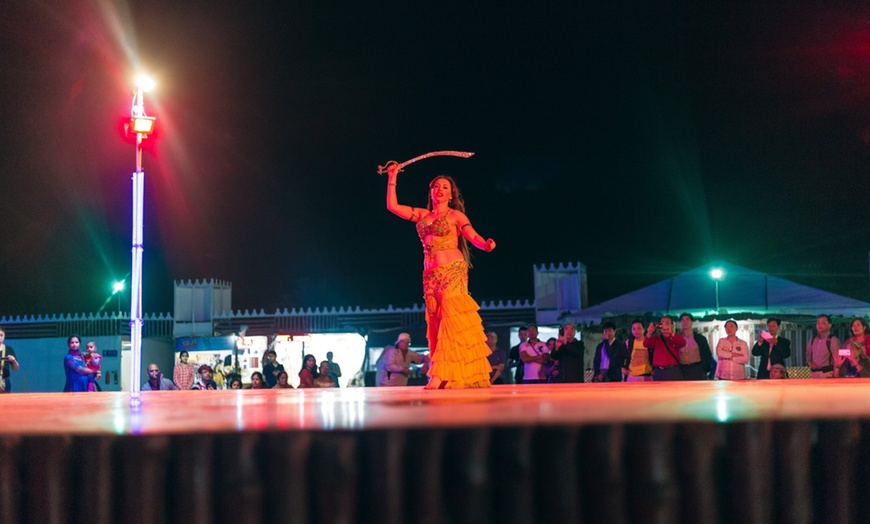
[[520, 324, 550, 384]]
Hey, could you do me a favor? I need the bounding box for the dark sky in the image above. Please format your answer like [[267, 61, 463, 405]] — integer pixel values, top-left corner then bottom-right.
[[3, 1, 870, 316]]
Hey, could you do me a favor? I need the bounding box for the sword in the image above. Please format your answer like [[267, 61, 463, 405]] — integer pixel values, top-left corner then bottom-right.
[[377, 150, 474, 175]]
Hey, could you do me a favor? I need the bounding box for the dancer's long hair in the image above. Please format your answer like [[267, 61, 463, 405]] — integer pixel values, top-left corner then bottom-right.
[[427, 175, 471, 266]]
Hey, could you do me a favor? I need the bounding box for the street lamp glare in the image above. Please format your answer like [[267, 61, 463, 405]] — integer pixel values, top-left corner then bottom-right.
[[710, 268, 724, 280], [135, 74, 155, 92]]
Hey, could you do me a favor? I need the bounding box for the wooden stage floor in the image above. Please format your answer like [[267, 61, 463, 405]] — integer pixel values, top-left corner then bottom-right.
[[2, 379, 870, 436], [4, 382, 870, 523]]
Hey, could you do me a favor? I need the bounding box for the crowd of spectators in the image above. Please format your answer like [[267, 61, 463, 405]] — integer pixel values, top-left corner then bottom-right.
[[3, 313, 867, 393], [495, 314, 870, 383]]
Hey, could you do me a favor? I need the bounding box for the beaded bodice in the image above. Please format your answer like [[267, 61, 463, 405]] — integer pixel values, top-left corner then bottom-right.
[[416, 215, 452, 238], [416, 214, 458, 258]]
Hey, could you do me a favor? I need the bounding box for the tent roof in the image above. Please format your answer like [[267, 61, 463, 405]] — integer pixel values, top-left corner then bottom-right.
[[571, 261, 870, 323]]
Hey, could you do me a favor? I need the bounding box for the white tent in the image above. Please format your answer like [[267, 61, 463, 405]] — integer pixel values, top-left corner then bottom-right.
[[570, 261, 870, 324]]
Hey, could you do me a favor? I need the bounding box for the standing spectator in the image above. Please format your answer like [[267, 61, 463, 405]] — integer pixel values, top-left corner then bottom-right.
[[84, 341, 103, 392], [314, 361, 335, 387], [807, 314, 840, 379], [273, 371, 294, 389], [173, 350, 196, 392], [623, 320, 653, 382], [223, 353, 241, 386], [142, 364, 178, 390], [485, 331, 506, 384], [544, 337, 560, 382], [0, 326, 20, 393], [298, 354, 318, 388], [715, 320, 749, 380], [678, 313, 713, 380], [326, 351, 342, 387], [593, 322, 625, 382], [377, 333, 428, 387], [644, 316, 686, 382], [520, 325, 550, 384], [549, 323, 586, 383], [508, 326, 528, 385], [191, 364, 217, 390], [63, 335, 97, 392], [247, 371, 267, 389], [752, 318, 791, 379], [834, 318, 870, 378], [213, 361, 226, 389], [262, 350, 285, 389]]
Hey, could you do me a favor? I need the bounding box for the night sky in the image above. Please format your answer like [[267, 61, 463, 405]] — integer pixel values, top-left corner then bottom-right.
[[3, 1, 870, 317]]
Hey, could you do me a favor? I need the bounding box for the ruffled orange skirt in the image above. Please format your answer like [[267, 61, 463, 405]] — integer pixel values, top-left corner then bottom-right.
[[422, 260, 492, 389]]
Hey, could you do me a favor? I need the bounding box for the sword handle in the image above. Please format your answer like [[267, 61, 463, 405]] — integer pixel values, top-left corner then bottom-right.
[[377, 160, 403, 175]]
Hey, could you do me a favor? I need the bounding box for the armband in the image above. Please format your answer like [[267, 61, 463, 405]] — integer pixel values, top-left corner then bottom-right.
[[461, 223, 472, 230]]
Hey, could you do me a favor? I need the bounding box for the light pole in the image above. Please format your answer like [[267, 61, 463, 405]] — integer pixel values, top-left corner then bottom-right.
[[112, 280, 125, 316], [710, 268, 724, 312], [129, 74, 156, 406]]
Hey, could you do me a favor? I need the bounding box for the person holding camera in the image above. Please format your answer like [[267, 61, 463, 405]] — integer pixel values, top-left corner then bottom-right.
[[643, 316, 686, 381], [0, 327, 19, 393], [752, 318, 791, 379], [834, 318, 870, 378], [550, 323, 586, 383]]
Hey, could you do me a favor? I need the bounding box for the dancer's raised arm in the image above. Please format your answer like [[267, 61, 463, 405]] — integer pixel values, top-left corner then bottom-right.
[[385, 163, 421, 221]]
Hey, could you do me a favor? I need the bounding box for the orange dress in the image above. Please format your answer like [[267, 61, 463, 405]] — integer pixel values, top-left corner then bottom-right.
[[417, 216, 492, 389]]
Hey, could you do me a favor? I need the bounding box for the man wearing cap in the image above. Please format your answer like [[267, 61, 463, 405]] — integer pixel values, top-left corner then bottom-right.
[[377, 333, 429, 387], [142, 363, 178, 390], [191, 364, 218, 390]]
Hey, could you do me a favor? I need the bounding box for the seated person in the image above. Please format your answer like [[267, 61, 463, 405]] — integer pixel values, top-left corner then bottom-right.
[[314, 361, 335, 387]]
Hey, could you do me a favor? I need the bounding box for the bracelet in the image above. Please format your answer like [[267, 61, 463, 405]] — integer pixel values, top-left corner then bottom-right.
[[388, 183, 396, 186]]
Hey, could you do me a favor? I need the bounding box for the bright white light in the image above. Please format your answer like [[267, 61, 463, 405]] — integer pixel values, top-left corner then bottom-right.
[[113, 280, 125, 294], [135, 74, 155, 92], [716, 397, 729, 422], [710, 268, 724, 280]]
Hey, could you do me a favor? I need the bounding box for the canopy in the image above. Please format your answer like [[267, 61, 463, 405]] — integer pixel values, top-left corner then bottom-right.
[[570, 261, 870, 323]]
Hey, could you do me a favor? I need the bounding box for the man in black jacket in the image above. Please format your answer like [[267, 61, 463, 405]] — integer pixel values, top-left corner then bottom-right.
[[753, 318, 791, 379], [593, 322, 625, 382], [550, 323, 586, 383], [678, 313, 714, 380]]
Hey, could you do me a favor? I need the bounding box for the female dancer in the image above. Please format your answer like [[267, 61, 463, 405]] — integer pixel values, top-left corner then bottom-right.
[[386, 163, 496, 388]]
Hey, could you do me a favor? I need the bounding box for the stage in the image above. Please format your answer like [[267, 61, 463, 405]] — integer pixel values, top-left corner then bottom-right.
[[3, 381, 870, 523]]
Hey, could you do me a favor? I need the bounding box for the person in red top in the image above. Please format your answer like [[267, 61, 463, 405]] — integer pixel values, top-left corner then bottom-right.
[[298, 354, 318, 388], [83, 341, 102, 392], [173, 350, 196, 391], [643, 316, 686, 381], [834, 318, 870, 378]]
